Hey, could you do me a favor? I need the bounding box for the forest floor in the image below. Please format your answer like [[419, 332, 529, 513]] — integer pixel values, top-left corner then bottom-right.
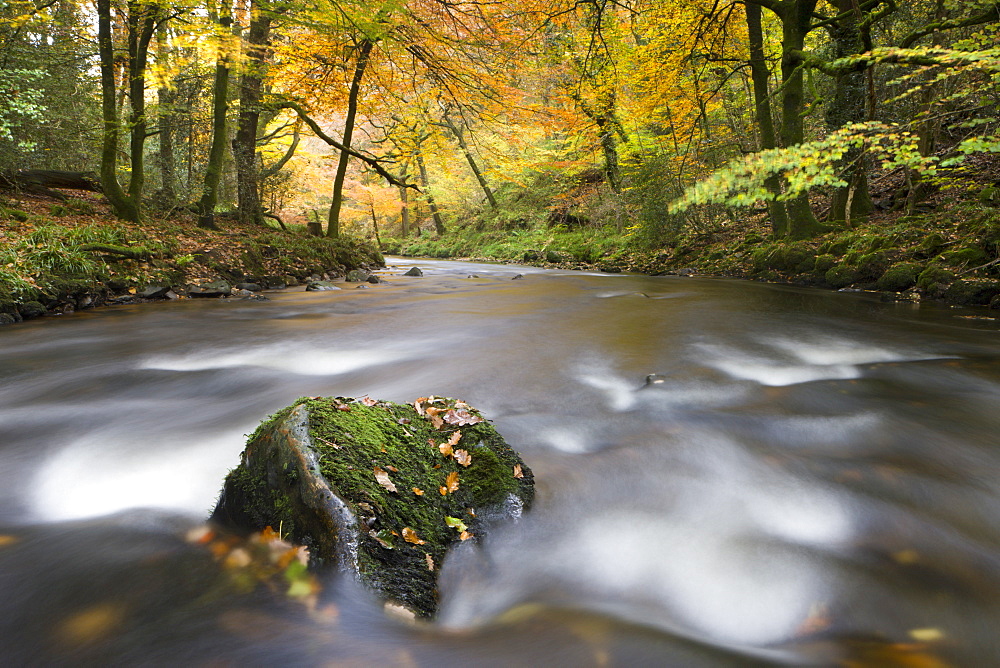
[[0, 191, 383, 324]]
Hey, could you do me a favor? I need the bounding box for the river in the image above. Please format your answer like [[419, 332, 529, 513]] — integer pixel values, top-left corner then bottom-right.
[[2, 258, 999, 665]]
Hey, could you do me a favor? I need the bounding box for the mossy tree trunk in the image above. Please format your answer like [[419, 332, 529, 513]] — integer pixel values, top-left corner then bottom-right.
[[776, 0, 824, 238], [825, 0, 874, 227], [746, 2, 789, 238], [232, 2, 273, 226], [197, 0, 234, 230], [96, 0, 153, 223]]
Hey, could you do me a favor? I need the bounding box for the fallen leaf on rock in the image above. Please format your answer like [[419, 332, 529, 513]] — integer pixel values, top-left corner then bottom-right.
[[374, 467, 397, 493], [426, 554, 435, 571], [445, 516, 468, 532], [369, 530, 394, 549], [445, 471, 460, 493], [460, 531, 473, 541], [413, 487, 424, 496], [513, 464, 523, 478], [413, 397, 429, 416], [454, 449, 472, 467], [443, 408, 482, 426], [386, 465, 398, 472], [402, 527, 426, 545], [438, 441, 453, 457], [425, 407, 445, 429], [361, 396, 378, 406]]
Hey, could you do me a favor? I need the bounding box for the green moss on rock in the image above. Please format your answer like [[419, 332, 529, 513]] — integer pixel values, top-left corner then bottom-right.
[[213, 395, 534, 618], [825, 264, 859, 289], [876, 262, 921, 292]]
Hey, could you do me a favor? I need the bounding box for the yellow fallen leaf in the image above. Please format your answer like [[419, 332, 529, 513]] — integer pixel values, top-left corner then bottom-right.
[[445, 471, 459, 493], [402, 527, 426, 545], [438, 442, 453, 457], [374, 467, 397, 493], [412, 487, 424, 496], [513, 464, 523, 479]]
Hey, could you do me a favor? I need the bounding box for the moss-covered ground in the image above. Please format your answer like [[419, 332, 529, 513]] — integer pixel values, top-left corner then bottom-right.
[[0, 192, 383, 324]]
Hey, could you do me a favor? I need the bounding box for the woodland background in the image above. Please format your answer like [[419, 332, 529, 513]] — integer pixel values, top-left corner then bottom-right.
[[3, 0, 1000, 287]]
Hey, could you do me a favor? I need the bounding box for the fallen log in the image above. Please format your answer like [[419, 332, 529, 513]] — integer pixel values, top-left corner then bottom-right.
[[0, 169, 103, 200]]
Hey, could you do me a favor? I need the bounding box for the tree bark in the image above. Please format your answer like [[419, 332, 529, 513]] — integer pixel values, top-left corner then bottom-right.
[[126, 0, 158, 212], [97, 0, 139, 222], [776, 0, 823, 238], [197, 1, 233, 229], [232, 3, 273, 226], [416, 146, 445, 235], [825, 0, 874, 226], [156, 23, 177, 206], [327, 38, 374, 238], [441, 110, 497, 209], [746, 2, 789, 237]]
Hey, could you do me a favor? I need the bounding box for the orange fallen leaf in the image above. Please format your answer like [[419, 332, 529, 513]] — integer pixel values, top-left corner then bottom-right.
[[374, 467, 397, 493], [413, 487, 424, 496], [445, 471, 459, 493], [402, 527, 426, 545], [459, 531, 472, 541], [513, 464, 523, 478], [454, 449, 472, 467], [386, 465, 398, 472], [425, 407, 445, 430], [438, 442, 453, 457]]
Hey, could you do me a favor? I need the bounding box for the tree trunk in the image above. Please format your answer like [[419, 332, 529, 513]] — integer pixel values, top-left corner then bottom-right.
[[746, 2, 789, 237], [778, 0, 823, 238], [197, 1, 233, 230], [126, 0, 158, 213], [399, 169, 410, 237], [156, 23, 177, 206], [232, 4, 272, 226], [416, 147, 445, 235], [327, 39, 374, 238], [441, 110, 497, 209], [825, 0, 874, 226], [97, 0, 139, 222]]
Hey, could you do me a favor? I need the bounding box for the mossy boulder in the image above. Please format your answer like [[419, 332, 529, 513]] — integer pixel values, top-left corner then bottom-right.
[[211, 396, 534, 618], [916, 265, 955, 294], [876, 262, 922, 292], [914, 232, 947, 259], [943, 280, 1000, 306], [825, 264, 859, 289]]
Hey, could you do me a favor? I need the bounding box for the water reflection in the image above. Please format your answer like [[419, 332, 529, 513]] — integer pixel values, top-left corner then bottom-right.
[[1, 258, 999, 664]]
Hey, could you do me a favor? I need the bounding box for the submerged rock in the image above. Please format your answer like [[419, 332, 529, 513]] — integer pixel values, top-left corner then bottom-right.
[[305, 280, 341, 291], [403, 267, 423, 277], [211, 396, 534, 618]]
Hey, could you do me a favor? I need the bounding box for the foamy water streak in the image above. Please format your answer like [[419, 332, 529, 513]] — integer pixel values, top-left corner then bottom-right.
[[140, 344, 417, 376], [32, 430, 245, 522]]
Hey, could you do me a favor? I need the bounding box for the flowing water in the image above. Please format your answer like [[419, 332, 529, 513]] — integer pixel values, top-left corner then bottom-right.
[[2, 258, 1000, 666]]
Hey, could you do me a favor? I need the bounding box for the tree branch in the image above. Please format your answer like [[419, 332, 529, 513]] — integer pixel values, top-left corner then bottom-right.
[[277, 100, 417, 190]]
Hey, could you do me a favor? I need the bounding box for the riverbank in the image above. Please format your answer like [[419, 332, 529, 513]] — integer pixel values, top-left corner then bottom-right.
[[383, 197, 1000, 311], [0, 192, 384, 325]]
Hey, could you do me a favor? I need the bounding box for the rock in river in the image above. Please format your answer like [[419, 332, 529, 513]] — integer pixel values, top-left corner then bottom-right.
[[211, 396, 534, 618]]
